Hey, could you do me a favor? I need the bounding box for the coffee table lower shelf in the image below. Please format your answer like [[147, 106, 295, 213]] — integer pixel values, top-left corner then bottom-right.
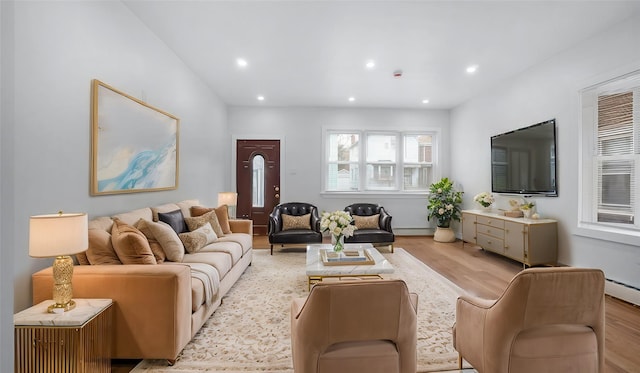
[[307, 274, 385, 289]]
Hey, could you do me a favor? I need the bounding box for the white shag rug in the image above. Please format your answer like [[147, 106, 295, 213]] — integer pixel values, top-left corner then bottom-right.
[[132, 248, 464, 373]]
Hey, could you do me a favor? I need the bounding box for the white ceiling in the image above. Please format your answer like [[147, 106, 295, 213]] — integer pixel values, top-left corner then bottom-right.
[[123, 1, 640, 109]]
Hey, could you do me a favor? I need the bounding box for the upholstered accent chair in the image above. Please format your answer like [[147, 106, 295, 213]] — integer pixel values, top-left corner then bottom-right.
[[291, 279, 418, 373], [268, 202, 322, 255], [453, 267, 605, 373], [344, 203, 395, 252]]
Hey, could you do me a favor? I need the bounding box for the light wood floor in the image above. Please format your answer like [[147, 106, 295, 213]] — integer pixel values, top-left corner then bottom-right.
[[114, 235, 640, 372]]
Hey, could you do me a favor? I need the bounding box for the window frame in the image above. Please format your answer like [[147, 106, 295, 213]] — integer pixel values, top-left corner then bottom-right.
[[578, 70, 640, 244], [322, 129, 439, 194]]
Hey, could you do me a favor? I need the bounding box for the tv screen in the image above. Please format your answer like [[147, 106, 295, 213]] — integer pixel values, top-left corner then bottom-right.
[[491, 119, 557, 196]]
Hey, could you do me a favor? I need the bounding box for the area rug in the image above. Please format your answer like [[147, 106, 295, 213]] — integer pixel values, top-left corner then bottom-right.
[[132, 248, 465, 372]]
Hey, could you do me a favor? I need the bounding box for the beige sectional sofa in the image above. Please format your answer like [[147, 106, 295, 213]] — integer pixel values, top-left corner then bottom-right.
[[32, 199, 253, 363]]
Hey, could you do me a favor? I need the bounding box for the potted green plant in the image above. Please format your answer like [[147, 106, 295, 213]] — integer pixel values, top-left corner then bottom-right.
[[427, 177, 463, 242]]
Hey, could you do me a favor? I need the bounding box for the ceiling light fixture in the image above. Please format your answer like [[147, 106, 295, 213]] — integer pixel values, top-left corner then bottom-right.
[[365, 60, 375, 69], [422, 99, 430, 104], [348, 97, 355, 102], [466, 65, 479, 74], [257, 95, 265, 101], [236, 58, 248, 68]]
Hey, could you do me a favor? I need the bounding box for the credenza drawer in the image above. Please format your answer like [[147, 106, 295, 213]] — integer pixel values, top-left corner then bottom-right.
[[477, 233, 504, 253], [477, 216, 505, 229], [476, 223, 504, 238]]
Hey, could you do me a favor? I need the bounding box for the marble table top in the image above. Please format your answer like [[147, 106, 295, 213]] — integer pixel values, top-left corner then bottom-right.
[[306, 243, 394, 276], [14, 299, 112, 327]]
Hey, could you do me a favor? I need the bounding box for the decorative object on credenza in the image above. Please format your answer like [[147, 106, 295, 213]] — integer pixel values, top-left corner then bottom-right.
[[90, 79, 180, 195], [29, 212, 88, 313], [473, 192, 495, 211], [428, 177, 463, 242], [520, 202, 536, 219], [320, 210, 357, 252], [218, 192, 238, 219]]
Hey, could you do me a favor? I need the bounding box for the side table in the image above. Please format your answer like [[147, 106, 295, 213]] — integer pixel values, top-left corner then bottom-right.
[[14, 298, 113, 373]]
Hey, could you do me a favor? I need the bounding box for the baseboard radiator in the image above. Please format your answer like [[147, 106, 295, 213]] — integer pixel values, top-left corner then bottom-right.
[[605, 278, 640, 306]]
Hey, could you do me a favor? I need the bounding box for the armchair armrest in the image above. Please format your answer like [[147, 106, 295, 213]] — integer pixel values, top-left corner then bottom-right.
[[32, 264, 192, 361], [453, 294, 497, 370], [378, 207, 393, 232], [229, 219, 253, 235]]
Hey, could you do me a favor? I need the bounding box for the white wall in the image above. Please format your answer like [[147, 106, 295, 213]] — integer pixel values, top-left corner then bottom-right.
[[451, 15, 640, 290], [228, 106, 450, 230], [6, 0, 227, 331]]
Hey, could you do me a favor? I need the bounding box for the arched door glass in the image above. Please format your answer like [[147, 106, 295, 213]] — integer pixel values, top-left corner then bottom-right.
[[252, 155, 265, 207]]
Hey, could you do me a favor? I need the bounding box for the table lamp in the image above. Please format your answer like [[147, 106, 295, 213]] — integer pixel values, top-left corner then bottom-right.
[[218, 192, 238, 219], [29, 212, 88, 313]]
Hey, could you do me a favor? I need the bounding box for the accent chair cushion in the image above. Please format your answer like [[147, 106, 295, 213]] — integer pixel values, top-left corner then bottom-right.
[[179, 222, 218, 253], [353, 214, 380, 229], [282, 213, 311, 230], [158, 209, 188, 234], [110, 219, 156, 265], [86, 228, 121, 265]]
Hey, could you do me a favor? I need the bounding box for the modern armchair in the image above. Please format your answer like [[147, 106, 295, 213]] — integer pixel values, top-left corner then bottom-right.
[[453, 267, 605, 373], [344, 203, 395, 252], [268, 202, 322, 255], [291, 279, 418, 373]]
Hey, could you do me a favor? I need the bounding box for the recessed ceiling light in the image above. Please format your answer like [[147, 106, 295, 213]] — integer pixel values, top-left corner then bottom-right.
[[365, 60, 375, 69], [422, 99, 430, 104], [348, 97, 355, 102], [236, 58, 248, 68], [257, 95, 265, 101], [466, 65, 479, 74]]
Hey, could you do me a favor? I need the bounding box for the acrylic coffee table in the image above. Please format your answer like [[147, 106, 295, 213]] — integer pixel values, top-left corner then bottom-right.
[[305, 243, 395, 290]]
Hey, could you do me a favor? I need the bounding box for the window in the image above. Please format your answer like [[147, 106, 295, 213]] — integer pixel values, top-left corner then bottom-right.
[[325, 130, 436, 192], [581, 71, 640, 233]]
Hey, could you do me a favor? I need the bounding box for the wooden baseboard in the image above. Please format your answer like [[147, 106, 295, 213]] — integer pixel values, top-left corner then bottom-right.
[[606, 279, 640, 306]]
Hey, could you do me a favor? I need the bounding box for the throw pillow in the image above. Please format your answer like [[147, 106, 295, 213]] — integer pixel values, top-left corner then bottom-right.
[[184, 210, 225, 237], [75, 251, 90, 265], [179, 222, 218, 253], [282, 213, 311, 230], [135, 219, 167, 264], [86, 228, 121, 265], [158, 209, 188, 234], [142, 219, 185, 262], [353, 214, 380, 230], [190, 205, 232, 235], [110, 219, 156, 265]]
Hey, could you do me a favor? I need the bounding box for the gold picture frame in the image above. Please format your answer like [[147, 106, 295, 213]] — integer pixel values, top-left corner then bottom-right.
[[91, 79, 179, 195]]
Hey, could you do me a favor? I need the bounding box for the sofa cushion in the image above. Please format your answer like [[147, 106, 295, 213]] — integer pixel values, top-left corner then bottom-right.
[[353, 214, 380, 229], [190, 205, 231, 235], [112, 207, 152, 226], [184, 210, 224, 237], [136, 219, 167, 264], [282, 213, 311, 230], [89, 216, 114, 232], [142, 219, 185, 262], [111, 219, 156, 265], [218, 233, 253, 255], [179, 222, 218, 253], [158, 209, 188, 234], [183, 252, 233, 281], [200, 240, 243, 264], [86, 228, 121, 265]]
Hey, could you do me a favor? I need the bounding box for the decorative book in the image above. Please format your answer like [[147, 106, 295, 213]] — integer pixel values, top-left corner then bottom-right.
[[321, 249, 375, 266]]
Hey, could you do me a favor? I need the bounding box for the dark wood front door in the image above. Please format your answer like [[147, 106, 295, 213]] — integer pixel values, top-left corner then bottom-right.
[[236, 140, 281, 235]]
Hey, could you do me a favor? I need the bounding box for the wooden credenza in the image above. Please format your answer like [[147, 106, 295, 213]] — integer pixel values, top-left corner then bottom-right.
[[462, 210, 557, 267]]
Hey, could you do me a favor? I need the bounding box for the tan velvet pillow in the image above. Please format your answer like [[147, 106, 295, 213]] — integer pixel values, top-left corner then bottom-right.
[[184, 210, 225, 237], [142, 219, 185, 262], [179, 222, 218, 253], [110, 219, 156, 265], [136, 219, 167, 264], [353, 214, 380, 229], [75, 251, 90, 265], [190, 205, 232, 235], [282, 213, 311, 230], [86, 229, 121, 265]]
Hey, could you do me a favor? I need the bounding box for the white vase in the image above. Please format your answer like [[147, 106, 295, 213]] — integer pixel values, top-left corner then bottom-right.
[[434, 227, 456, 243]]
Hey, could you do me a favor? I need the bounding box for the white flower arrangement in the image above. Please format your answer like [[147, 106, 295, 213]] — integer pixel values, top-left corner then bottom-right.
[[320, 210, 357, 238], [474, 192, 495, 208]]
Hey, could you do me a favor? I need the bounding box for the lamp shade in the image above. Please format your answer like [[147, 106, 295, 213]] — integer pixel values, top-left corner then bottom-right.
[[29, 213, 88, 257], [218, 192, 238, 206]]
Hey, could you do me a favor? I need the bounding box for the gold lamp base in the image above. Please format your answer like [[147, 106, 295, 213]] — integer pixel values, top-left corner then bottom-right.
[[49, 255, 76, 313]]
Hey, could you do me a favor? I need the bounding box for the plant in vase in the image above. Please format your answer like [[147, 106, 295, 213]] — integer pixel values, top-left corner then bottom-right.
[[427, 178, 463, 242], [520, 202, 535, 218], [320, 210, 357, 252], [474, 192, 495, 210]]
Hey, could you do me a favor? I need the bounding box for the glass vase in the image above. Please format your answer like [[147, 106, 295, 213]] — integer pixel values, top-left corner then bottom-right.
[[331, 234, 345, 253]]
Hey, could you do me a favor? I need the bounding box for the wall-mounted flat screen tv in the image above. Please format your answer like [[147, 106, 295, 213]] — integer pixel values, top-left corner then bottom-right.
[[491, 119, 557, 196]]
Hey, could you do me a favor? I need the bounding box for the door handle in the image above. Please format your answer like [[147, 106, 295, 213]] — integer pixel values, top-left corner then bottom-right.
[[275, 194, 280, 199]]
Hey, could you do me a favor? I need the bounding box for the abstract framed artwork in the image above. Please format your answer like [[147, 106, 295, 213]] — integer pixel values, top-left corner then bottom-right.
[[91, 79, 179, 195]]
